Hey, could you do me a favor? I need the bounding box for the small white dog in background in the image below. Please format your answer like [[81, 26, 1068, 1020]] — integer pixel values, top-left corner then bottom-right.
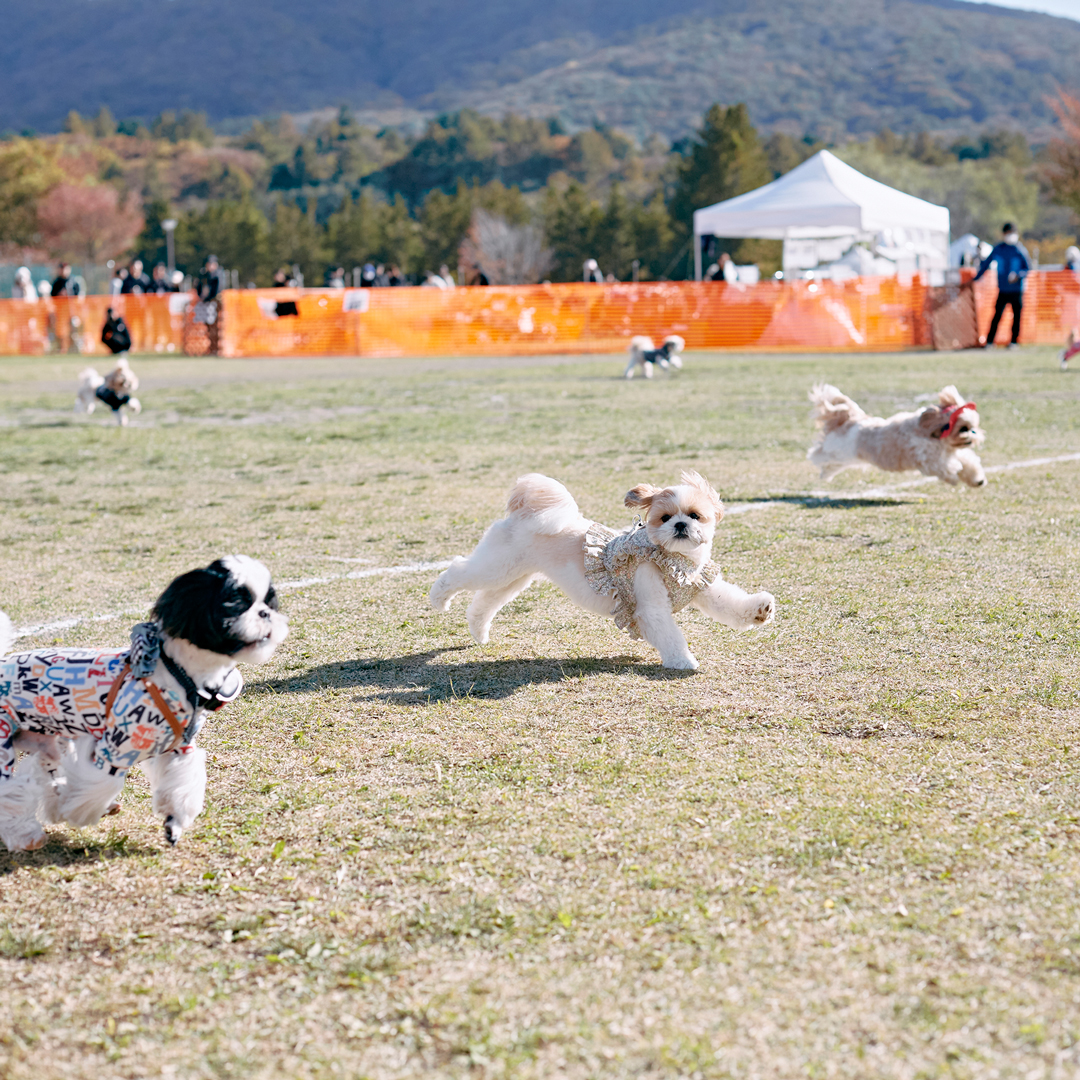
[[75, 358, 141, 425], [429, 471, 775, 670], [624, 335, 685, 379], [0, 556, 288, 852], [808, 383, 986, 487]]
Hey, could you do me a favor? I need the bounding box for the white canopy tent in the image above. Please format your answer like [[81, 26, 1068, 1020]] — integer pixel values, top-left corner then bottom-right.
[[692, 150, 950, 280]]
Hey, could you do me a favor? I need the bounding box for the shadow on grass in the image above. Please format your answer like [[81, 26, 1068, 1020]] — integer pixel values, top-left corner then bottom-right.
[[0, 831, 160, 873], [254, 646, 695, 703], [743, 495, 915, 510]]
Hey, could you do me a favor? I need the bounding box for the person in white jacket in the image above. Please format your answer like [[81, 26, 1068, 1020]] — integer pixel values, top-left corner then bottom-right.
[[12, 266, 37, 302]]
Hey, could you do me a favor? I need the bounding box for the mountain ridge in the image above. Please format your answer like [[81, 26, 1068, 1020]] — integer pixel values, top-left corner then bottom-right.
[[3, 0, 1079, 141]]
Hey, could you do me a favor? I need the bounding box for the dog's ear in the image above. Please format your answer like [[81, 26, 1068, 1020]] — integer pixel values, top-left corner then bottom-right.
[[625, 483, 661, 509], [938, 385, 963, 407], [680, 470, 723, 514], [919, 406, 947, 435]]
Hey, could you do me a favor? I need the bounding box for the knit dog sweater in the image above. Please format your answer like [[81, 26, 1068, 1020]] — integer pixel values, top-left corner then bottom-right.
[[583, 522, 720, 639]]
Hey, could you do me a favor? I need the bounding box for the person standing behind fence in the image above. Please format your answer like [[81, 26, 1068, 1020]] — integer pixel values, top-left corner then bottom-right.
[[121, 259, 151, 295], [12, 266, 36, 301], [50, 262, 73, 297], [198, 255, 223, 302], [969, 222, 1030, 349]]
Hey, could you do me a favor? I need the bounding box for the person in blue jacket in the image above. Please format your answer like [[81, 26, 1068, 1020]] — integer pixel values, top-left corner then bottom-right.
[[969, 222, 1030, 348]]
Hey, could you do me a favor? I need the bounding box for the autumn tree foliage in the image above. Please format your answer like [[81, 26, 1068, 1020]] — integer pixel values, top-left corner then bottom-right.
[[1045, 90, 1080, 219], [36, 183, 144, 262]]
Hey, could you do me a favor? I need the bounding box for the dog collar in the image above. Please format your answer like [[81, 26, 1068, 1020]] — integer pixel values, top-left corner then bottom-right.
[[160, 651, 242, 718], [936, 402, 976, 439]]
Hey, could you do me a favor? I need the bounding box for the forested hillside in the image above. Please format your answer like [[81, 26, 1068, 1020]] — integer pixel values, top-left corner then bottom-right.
[[3, 0, 1079, 140], [6, 91, 1079, 289]]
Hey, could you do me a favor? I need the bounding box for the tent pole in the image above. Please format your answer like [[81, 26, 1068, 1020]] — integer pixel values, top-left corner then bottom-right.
[[693, 228, 702, 282]]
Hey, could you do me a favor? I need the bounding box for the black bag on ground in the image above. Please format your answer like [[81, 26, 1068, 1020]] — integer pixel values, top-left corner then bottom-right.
[[101, 311, 131, 354]]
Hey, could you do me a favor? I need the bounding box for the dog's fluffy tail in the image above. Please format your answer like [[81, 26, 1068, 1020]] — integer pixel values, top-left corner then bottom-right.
[[629, 335, 654, 356], [74, 367, 103, 413], [0, 610, 12, 655], [809, 383, 866, 433], [505, 474, 583, 535]]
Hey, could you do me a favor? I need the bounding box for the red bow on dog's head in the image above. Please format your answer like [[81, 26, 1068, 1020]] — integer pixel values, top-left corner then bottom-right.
[[936, 402, 976, 440]]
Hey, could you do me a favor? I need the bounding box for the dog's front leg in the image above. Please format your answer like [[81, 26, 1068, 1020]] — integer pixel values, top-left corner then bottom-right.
[[693, 577, 776, 630], [140, 747, 208, 846], [633, 564, 698, 669], [955, 448, 986, 487]]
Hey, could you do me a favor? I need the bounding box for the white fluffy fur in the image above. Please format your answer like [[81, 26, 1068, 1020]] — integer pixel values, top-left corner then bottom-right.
[[430, 472, 775, 670], [55, 738, 127, 828], [0, 610, 11, 655], [140, 748, 208, 845], [808, 383, 987, 487], [624, 335, 685, 379], [0, 771, 49, 851]]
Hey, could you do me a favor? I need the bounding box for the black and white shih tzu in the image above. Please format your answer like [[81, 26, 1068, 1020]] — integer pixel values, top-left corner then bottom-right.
[[624, 335, 685, 379], [0, 556, 287, 851]]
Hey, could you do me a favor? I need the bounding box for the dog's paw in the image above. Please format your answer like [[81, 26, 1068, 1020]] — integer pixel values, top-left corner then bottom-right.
[[163, 816, 182, 846], [106, 799, 122, 816], [663, 654, 699, 671], [467, 621, 491, 645], [750, 593, 775, 625]]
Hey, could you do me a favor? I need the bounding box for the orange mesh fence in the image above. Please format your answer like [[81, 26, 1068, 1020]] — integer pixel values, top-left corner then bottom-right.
[[0, 294, 185, 356], [218, 277, 930, 358], [1, 271, 1077, 358]]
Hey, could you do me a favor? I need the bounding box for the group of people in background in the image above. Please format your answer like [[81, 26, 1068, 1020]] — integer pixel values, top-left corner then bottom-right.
[[109, 259, 185, 296]]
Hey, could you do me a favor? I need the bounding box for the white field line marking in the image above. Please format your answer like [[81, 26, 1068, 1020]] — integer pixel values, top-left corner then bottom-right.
[[10, 560, 452, 642], [725, 451, 1080, 515], [9, 449, 1080, 641]]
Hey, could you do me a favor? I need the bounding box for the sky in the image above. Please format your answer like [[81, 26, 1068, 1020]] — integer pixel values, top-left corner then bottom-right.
[[970, 0, 1080, 19]]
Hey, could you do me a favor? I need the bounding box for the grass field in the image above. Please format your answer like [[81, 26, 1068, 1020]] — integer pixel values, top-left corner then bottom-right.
[[1, 346, 1079, 1080]]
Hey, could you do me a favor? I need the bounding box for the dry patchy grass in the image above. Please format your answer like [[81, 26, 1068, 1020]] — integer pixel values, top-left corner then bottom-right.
[[0, 347, 1079, 1079]]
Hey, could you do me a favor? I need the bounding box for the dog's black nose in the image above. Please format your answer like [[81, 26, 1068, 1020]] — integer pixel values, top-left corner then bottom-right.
[[673, 521, 688, 534]]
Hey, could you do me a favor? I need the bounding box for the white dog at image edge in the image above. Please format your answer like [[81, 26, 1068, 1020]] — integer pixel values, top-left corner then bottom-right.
[[429, 472, 775, 670], [808, 383, 986, 487], [0, 557, 288, 852]]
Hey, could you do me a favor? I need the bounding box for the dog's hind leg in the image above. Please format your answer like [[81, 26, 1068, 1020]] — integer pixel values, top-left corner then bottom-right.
[[466, 574, 540, 644], [624, 357, 638, 379], [430, 521, 535, 611]]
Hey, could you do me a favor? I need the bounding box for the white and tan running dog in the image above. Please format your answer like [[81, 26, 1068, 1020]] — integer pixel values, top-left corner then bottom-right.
[[624, 335, 685, 379], [429, 472, 775, 670], [76, 358, 141, 425], [808, 383, 986, 487]]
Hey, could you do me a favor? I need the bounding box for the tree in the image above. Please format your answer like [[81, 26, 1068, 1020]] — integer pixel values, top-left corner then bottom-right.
[[0, 139, 64, 247], [267, 200, 329, 285], [175, 198, 269, 282], [92, 107, 117, 139], [629, 195, 675, 279], [542, 181, 603, 281], [668, 103, 771, 273], [151, 110, 214, 147], [593, 184, 635, 280], [36, 182, 144, 262], [133, 197, 172, 268], [327, 191, 381, 270], [459, 209, 553, 284], [1045, 90, 1080, 220]]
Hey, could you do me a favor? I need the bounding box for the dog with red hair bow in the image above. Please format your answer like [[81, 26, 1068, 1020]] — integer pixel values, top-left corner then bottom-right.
[[808, 384, 986, 487]]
